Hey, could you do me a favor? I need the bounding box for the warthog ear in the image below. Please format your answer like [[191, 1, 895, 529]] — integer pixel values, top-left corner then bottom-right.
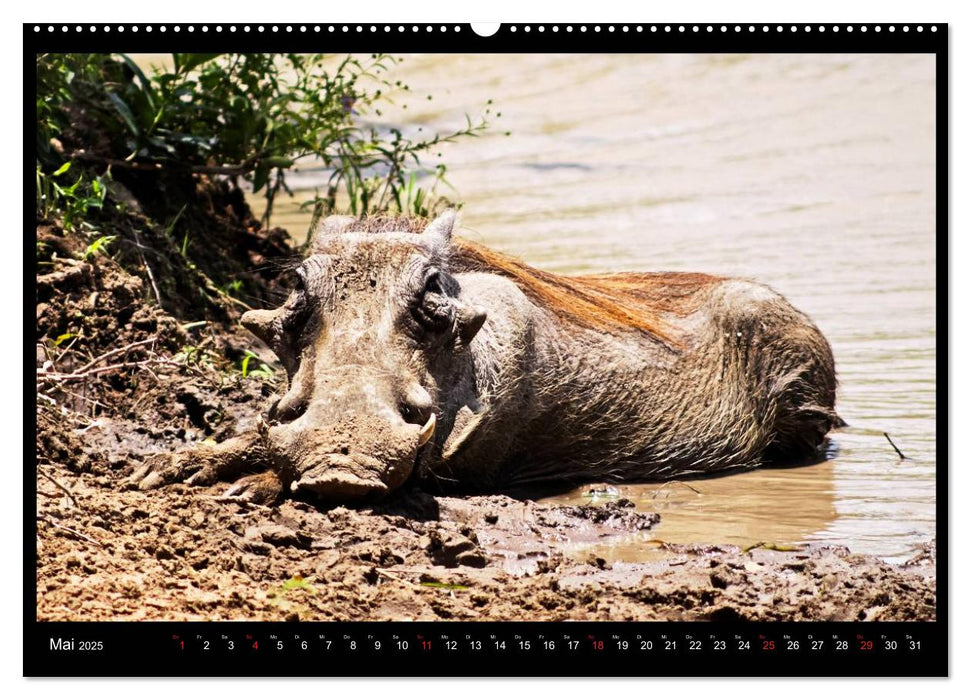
[[313, 215, 358, 250], [422, 210, 458, 243], [454, 300, 487, 346], [321, 215, 358, 235]]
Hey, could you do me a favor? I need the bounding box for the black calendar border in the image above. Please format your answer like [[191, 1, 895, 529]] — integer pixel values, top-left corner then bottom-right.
[[25, 21, 945, 53], [25, 621, 946, 677], [24, 23, 949, 679]]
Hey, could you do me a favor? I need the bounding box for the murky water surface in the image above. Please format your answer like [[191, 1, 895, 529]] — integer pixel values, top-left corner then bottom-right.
[[142, 53, 937, 561]]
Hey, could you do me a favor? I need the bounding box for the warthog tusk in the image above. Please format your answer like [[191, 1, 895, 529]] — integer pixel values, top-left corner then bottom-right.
[[417, 413, 437, 447]]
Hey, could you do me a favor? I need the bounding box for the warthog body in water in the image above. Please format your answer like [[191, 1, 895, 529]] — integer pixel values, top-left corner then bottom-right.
[[135, 212, 840, 502]]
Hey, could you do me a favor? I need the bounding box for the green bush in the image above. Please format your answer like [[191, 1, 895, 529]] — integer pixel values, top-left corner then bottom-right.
[[36, 53, 494, 227]]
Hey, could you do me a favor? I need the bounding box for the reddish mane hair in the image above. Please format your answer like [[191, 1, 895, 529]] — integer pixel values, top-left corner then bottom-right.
[[316, 215, 723, 346]]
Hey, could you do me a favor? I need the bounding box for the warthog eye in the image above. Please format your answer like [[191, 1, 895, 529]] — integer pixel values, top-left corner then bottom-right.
[[284, 267, 307, 309], [413, 268, 453, 333], [278, 266, 313, 341], [428, 268, 443, 291]]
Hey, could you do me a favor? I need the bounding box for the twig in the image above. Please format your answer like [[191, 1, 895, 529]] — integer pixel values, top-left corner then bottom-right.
[[52, 333, 82, 363], [203, 278, 253, 311], [665, 480, 702, 495], [69, 151, 261, 177], [884, 432, 907, 460], [53, 387, 111, 413], [76, 419, 106, 434], [141, 363, 162, 383], [650, 480, 703, 499], [39, 469, 77, 508], [118, 237, 157, 252], [37, 514, 102, 547], [133, 230, 163, 307], [743, 541, 802, 553], [72, 336, 158, 376], [37, 358, 182, 384]]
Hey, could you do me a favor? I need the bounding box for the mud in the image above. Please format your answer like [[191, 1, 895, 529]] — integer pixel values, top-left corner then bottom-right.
[[36, 458, 936, 621], [34, 217, 936, 624]]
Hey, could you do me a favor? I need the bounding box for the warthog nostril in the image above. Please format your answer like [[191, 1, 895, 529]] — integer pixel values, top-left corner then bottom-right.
[[267, 412, 426, 501], [417, 413, 436, 447]]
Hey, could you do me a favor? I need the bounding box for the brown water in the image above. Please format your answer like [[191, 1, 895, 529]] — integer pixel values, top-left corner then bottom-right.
[[150, 53, 938, 562]]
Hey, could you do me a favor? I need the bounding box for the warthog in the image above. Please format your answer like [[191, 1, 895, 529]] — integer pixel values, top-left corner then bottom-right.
[[134, 211, 840, 503]]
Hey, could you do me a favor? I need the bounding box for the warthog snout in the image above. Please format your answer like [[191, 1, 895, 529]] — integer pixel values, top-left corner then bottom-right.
[[261, 407, 436, 501]]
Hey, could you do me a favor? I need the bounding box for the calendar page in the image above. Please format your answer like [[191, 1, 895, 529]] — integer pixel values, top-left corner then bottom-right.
[[27, 22, 946, 677]]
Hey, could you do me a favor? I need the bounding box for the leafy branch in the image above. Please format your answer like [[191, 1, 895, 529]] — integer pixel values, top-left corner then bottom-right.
[[36, 53, 498, 228]]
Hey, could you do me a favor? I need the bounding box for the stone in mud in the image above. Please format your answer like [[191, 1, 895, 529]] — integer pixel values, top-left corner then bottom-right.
[[242, 523, 312, 552], [427, 528, 488, 568], [709, 566, 744, 590]]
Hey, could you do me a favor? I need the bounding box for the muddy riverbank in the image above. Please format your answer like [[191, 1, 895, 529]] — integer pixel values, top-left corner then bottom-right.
[[36, 457, 936, 622]]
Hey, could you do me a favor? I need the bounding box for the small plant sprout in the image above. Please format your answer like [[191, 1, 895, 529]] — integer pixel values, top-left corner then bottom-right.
[[52, 332, 77, 347], [241, 350, 274, 380], [280, 575, 315, 593], [82, 235, 117, 261]]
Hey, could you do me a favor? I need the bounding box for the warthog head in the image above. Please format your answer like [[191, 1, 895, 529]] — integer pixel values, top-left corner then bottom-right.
[[240, 211, 486, 501]]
